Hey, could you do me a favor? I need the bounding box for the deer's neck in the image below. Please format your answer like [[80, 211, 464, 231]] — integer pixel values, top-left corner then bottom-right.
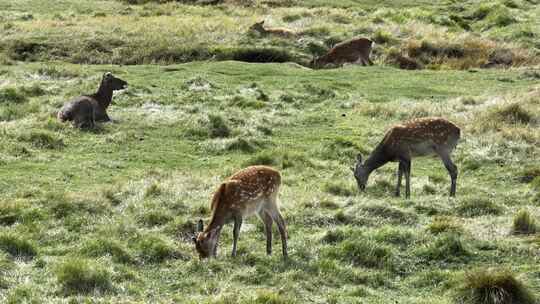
[[204, 208, 227, 235], [93, 81, 113, 109], [364, 144, 391, 175]]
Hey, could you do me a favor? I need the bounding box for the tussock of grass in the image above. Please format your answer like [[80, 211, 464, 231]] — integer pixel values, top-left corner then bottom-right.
[[511, 210, 537, 235], [0, 233, 37, 259], [455, 268, 537, 304], [361, 204, 417, 225], [415, 233, 470, 263], [17, 130, 64, 149], [323, 181, 355, 197], [254, 290, 295, 304], [136, 235, 179, 263], [208, 114, 231, 138], [428, 216, 464, 234], [454, 197, 502, 217], [324, 237, 393, 269], [81, 239, 134, 264], [490, 103, 533, 124], [55, 258, 112, 294], [0, 87, 27, 104], [138, 208, 173, 226]]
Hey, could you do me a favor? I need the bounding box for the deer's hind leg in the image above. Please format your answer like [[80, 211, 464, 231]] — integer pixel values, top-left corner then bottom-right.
[[264, 195, 288, 258], [437, 149, 458, 197], [258, 210, 273, 255]]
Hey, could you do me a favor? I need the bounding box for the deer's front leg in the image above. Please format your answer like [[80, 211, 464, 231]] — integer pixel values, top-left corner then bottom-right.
[[395, 162, 404, 197], [402, 159, 411, 199], [231, 216, 242, 257]]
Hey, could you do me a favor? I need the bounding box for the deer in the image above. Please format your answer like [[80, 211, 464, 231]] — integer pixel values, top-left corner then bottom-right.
[[310, 37, 374, 68], [193, 166, 288, 259], [351, 117, 461, 198], [57, 72, 127, 128], [249, 21, 297, 38]]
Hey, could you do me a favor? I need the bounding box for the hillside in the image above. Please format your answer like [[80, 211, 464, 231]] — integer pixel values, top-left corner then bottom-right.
[[1, 0, 540, 303]]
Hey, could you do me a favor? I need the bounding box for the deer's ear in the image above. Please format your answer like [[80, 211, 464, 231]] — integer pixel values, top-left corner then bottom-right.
[[350, 166, 355, 173], [191, 236, 197, 243], [197, 219, 204, 232], [356, 153, 363, 163], [259, 20, 264, 25]]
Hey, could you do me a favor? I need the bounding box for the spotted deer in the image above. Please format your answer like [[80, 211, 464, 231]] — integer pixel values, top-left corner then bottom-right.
[[57, 72, 127, 128], [311, 37, 373, 68], [193, 166, 288, 259], [351, 117, 460, 198], [249, 21, 296, 38]]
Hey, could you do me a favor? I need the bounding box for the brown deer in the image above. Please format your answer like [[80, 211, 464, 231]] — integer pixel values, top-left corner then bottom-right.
[[249, 21, 296, 38], [57, 72, 127, 128], [351, 117, 460, 198], [193, 166, 288, 259], [311, 37, 373, 68]]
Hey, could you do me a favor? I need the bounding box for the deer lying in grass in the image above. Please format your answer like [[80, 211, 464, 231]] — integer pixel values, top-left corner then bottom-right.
[[311, 37, 373, 68], [193, 166, 288, 259], [57, 72, 127, 128], [352, 117, 460, 198], [249, 21, 296, 38]]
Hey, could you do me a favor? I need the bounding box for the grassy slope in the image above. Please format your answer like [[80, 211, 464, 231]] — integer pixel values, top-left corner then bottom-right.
[[1, 0, 540, 303]]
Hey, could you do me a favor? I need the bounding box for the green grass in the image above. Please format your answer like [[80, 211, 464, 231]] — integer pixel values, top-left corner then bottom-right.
[[0, 0, 539, 303]]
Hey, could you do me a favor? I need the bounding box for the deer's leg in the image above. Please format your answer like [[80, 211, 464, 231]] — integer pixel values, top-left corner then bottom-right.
[[438, 150, 458, 197], [395, 162, 404, 197], [231, 216, 242, 257], [401, 158, 412, 199], [266, 200, 288, 258], [259, 211, 273, 255], [367, 58, 374, 66]]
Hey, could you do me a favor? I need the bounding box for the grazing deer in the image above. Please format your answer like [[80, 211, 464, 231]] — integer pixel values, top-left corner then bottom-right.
[[311, 37, 373, 68], [249, 21, 296, 38], [193, 166, 288, 259], [57, 72, 127, 128], [351, 117, 460, 198]]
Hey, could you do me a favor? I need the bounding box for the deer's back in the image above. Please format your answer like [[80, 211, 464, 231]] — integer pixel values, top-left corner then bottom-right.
[[383, 117, 461, 156], [212, 166, 281, 216], [58, 97, 95, 121]]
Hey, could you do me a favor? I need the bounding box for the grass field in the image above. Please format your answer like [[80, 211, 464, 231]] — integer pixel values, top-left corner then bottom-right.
[[1, 0, 540, 303]]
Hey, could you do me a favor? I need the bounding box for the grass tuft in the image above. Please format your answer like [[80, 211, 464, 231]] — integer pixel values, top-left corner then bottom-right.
[[81, 239, 134, 264], [208, 114, 231, 138], [416, 233, 470, 263], [455, 197, 502, 217], [455, 268, 537, 304], [428, 216, 464, 234], [511, 210, 537, 235], [0, 233, 37, 259], [55, 258, 112, 294]]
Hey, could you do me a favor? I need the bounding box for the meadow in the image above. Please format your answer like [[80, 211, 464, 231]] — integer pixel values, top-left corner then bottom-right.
[[1, 0, 540, 303]]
